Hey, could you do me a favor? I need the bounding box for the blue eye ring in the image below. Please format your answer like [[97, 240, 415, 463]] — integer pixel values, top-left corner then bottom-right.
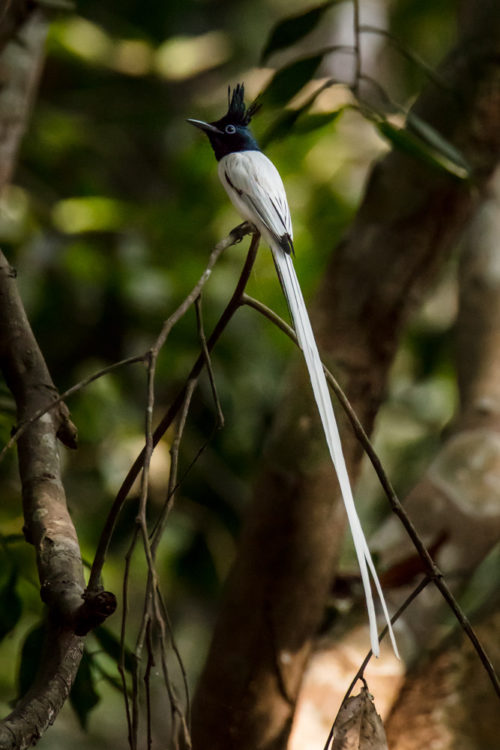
[[225, 124, 236, 134]]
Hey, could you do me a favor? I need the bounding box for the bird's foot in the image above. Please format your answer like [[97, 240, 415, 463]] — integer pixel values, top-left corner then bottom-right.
[[230, 221, 256, 243]]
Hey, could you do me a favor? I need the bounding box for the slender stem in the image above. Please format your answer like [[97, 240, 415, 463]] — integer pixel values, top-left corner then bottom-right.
[[158, 587, 192, 730], [195, 295, 224, 429], [120, 524, 140, 749], [144, 620, 154, 750], [150, 377, 197, 556], [0, 224, 253, 465], [88, 233, 260, 592], [352, 0, 362, 95], [359, 24, 453, 94], [0, 354, 145, 463]]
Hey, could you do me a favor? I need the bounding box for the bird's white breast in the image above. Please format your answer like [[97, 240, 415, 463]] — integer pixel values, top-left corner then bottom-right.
[[218, 151, 293, 247]]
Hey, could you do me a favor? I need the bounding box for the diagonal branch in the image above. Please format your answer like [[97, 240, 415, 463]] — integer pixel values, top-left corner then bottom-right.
[[0, 249, 115, 749], [242, 293, 500, 701], [87, 227, 258, 593]]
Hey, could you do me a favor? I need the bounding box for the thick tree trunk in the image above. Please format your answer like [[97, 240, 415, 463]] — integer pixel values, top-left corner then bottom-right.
[[371, 169, 500, 646], [385, 608, 500, 750]]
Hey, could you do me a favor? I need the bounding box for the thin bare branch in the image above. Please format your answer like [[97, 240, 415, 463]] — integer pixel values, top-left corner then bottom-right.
[[322, 575, 431, 750], [360, 24, 453, 94], [158, 588, 191, 730], [0, 353, 144, 464], [195, 295, 224, 429], [242, 293, 500, 701], [151, 378, 197, 555], [87, 231, 259, 593], [113, 232, 260, 750], [119, 523, 140, 749], [352, 0, 362, 95]]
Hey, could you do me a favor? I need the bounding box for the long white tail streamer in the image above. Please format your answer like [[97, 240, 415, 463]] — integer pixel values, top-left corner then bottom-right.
[[272, 248, 398, 658]]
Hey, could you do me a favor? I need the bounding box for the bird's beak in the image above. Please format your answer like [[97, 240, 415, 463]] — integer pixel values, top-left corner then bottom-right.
[[187, 119, 223, 135]]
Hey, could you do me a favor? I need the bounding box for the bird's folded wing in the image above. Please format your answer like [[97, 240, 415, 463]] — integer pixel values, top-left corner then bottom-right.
[[221, 151, 293, 245]]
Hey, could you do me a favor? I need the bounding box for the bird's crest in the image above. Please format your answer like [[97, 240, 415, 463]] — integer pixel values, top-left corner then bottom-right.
[[226, 83, 261, 126]]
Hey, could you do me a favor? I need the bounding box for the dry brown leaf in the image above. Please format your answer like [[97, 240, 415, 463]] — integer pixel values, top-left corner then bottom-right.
[[332, 685, 388, 750]]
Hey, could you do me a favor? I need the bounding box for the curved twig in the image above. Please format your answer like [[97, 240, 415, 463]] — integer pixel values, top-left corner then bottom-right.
[[113, 233, 260, 749], [0, 251, 86, 748], [87, 231, 259, 593], [322, 575, 431, 750], [0, 354, 144, 464]]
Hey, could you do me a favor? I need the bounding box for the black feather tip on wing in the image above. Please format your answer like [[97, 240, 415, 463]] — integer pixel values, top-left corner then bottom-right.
[[226, 83, 261, 126]]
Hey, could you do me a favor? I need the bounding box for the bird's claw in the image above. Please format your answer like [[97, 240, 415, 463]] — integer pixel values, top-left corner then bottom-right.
[[230, 221, 256, 244]]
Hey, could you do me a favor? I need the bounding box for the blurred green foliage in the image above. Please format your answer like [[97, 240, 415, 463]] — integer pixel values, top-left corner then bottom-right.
[[0, 0, 460, 744]]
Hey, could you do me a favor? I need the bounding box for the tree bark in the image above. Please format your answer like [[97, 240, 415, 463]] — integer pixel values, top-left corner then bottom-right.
[[385, 608, 500, 750], [0, 6, 113, 748], [288, 164, 500, 748], [0, 253, 85, 750], [357, 167, 500, 748], [371, 169, 500, 649], [191, 1, 500, 748], [0, 6, 47, 192]]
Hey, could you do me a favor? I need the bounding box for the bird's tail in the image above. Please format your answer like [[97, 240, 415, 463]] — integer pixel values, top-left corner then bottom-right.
[[272, 248, 398, 658]]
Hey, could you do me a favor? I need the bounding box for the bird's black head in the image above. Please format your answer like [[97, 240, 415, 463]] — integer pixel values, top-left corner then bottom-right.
[[187, 83, 261, 161]]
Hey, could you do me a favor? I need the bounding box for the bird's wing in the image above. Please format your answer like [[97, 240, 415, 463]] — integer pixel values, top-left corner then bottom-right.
[[219, 151, 293, 251]]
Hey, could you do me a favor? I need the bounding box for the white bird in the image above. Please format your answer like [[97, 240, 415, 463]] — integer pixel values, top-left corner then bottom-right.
[[188, 84, 398, 658]]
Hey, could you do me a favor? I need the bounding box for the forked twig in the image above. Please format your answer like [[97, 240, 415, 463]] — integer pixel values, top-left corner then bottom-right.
[[0, 223, 253, 467], [322, 575, 431, 750], [88, 232, 260, 593], [109, 233, 260, 750]]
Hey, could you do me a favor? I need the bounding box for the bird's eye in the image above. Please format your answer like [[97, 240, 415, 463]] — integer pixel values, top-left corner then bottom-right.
[[225, 124, 236, 134]]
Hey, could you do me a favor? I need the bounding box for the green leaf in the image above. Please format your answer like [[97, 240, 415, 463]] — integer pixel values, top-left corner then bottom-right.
[[261, 76, 342, 147], [375, 119, 470, 180], [18, 622, 45, 698], [70, 650, 100, 729], [293, 109, 344, 134], [263, 107, 344, 147], [94, 663, 129, 694], [0, 533, 25, 545], [261, 2, 337, 62], [261, 55, 324, 108], [0, 569, 22, 640], [406, 111, 472, 175], [262, 108, 304, 147], [93, 625, 135, 673]]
